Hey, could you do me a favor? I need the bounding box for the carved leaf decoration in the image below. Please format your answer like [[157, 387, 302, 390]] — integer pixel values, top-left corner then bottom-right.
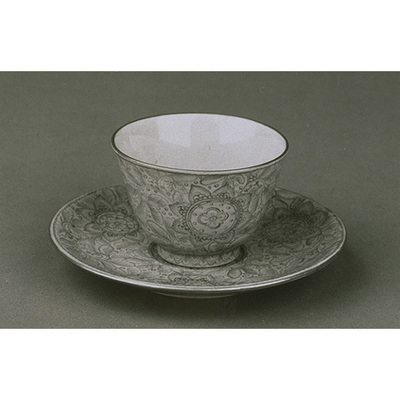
[[100, 260, 130, 275], [165, 224, 178, 240], [106, 235, 134, 249], [60, 207, 74, 223], [214, 183, 234, 198], [189, 185, 211, 202], [114, 185, 128, 200], [199, 176, 225, 186], [142, 167, 160, 181], [271, 195, 289, 210], [59, 237, 77, 248], [306, 236, 320, 246], [109, 258, 139, 269], [310, 210, 328, 225], [258, 167, 274, 180], [148, 194, 169, 209], [147, 203, 164, 225], [263, 203, 276, 220], [288, 197, 305, 211], [235, 211, 254, 232], [126, 186, 141, 209], [295, 200, 314, 215], [125, 164, 143, 186], [242, 265, 260, 275], [135, 201, 148, 218], [172, 191, 186, 203], [283, 241, 303, 250], [93, 195, 111, 212], [84, 221, 101, 234], [272, 207, 292, 221], [248, 195, 259, 214], [76, 204, 95, 220], [229, 174, 246, 184], [61, 222, 80, 239], [147, 220, 170, 241], [94, 237, 113, 254], [102, 188, 118, 206]]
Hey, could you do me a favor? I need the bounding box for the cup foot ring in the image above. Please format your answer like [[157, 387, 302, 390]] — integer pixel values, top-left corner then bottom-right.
[[149, 243, 246, 268]]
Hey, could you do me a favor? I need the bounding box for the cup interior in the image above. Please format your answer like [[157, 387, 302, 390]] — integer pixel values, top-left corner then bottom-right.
[[113, 113, 287, 171]]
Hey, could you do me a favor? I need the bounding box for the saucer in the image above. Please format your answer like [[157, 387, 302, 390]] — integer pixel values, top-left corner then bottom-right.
[[50, 185, 346, 298]]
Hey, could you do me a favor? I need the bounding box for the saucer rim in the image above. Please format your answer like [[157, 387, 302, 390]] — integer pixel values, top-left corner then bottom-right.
[[50, 185, 346, 296]]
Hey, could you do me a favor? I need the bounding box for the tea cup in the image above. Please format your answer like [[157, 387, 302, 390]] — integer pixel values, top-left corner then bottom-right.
[[112, 113, 288, 268]]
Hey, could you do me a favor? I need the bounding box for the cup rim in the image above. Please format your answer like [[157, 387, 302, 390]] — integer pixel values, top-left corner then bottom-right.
[[111, 112, 289, 175]]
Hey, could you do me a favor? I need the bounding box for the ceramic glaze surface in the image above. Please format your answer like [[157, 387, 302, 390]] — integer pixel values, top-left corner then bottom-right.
[[113, 114, 287, 171], [50, 185, 346, 297], [112, 114, 288, 267], [117, 157, 283, 265]]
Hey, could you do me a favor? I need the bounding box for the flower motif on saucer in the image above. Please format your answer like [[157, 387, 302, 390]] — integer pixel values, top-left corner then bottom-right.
[[59, 187, 144, 259]]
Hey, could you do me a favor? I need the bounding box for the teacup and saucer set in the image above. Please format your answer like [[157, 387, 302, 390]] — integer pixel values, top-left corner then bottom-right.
[[50, 114, 346, 298]]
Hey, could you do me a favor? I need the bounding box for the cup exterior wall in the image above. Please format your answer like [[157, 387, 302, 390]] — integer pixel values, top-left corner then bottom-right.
[[117, 156, 283, 256]]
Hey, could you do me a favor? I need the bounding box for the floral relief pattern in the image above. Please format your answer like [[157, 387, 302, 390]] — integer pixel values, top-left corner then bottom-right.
[[56, 186, 147, 267], [51, 185, 346, 295], [198, 207, 229, 229], [117, 158, 282, 255]]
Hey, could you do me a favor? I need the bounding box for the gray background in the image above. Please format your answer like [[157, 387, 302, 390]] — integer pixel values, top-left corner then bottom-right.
[[1, 72, 398, 328]]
